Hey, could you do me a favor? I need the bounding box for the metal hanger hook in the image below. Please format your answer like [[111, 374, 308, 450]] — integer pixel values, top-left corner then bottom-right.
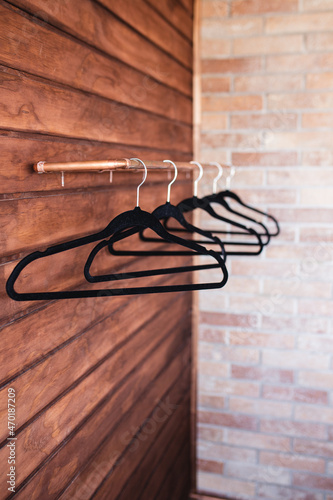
[[190, 161, 203, 197], [163, 160, 178, 203], [209, 162, 223, 194], [130, 158, 147, 207], [226, 165, 236, 191]]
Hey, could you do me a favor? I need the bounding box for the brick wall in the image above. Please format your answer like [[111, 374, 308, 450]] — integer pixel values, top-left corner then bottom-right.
[[196, 1, 333, 499]]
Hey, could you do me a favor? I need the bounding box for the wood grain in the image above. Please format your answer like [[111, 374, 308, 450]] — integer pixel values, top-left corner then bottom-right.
[[0, 1, 193, 497], [0, 4, 191, 125], [7, 0, 192, 96], [0, 66, 192, 152]]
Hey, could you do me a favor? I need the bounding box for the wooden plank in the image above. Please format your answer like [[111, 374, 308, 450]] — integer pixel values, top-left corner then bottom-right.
[[145, 0, 193, 41], [0, 66, 192, 152], [0, 179, 191, 259], [139, 409, 191, 499], [180, 0, 194, 16], [7, 0, 192, 96], [0, 4, 191, 125], [0, 133, 192, 195], [0, 265, 192, 384], [156, 442, 191, 500], [93, 396, 190, 499], [95, 0, 192, 68], [116, 384, 191, 499], [0, 304, 190, 490], [0, 290, 191, 442], [59, 365, 190, 500]]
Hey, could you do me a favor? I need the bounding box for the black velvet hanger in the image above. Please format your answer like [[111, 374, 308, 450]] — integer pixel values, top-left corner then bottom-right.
[[164, 162, 264, 256], [6, 159, 228, 301]]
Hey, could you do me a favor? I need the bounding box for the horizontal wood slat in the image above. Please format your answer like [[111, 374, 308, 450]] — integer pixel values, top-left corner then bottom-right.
[[0, 304, 190, 490], [0, 66, 192, 152], [0, 4, 192, 125], [0, 0, 193, 496], [95, 0, 192, 68], [16, 347, 190, 499], [0, 133, 192, 195], [145, 0, 193, 41], [7, 0, 192, 96]]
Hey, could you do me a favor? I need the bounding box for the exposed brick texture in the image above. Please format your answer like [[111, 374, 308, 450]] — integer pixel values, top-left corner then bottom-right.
[[197, 1, 333, 498]]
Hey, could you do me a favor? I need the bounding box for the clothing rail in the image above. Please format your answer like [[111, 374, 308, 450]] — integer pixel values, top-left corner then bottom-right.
[[33, 159, 227, 173]]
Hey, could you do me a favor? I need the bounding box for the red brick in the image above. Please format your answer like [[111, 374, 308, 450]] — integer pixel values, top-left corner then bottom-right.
[[202, 76, 231, 93], [293, 472, 333, 491], [260, 418, 327, 439], [198, 394, 226, 410], [202, 17, 263, 37], [198, 440, 257, 463], [299, 371, 333, 389], [301, 187, 333, 205], [199, 326, 227, 343], [227, 462, 291, 485], [202, 95, 262, 112], [261, 315, 329, 334], [232, 151, 298, 167], [227, 429, 291, 451], [303, 151, 333, 166], [236, 188, 297, 204], [267, 131, 333, 149], [198, 424, 225, 443], [198, 377, 260, 397], [200, 311, 258, 328], [197, 458, 224, 474], [268, 92, 333, 110], [199, 360, 229, 377], [294, 438, 333, 458], [232, 0, 298, 15], [229, 397, 292, 418], [295, 404, 333, 424], [230, 112, 297, 130], [298, 335, 333, 351], [234, 34, 303, 55], [307, 73, 333, 90], [304, 0, 333, 10], [257, 483, 324, 500], [197, 471, 256, 498], [273, 207, 333, 222], [267, 168, 333, 187], [199, 343, 260, 364], [263, 278, 332, 301], [263, 385, 329, 405], [298, 299, 333, 317], [235, 74, 303, 93], [201, 38, 231, 58], [201, 57, 262, 74], [201, 0, 228, 18], [266, 12, 333, 34], [303, 112, 333, 128], [262, 350, 330, 370], [266, 53, 333, 73], [202, 132, 262, 149], [229, 331, 295, 349], [260, 451, 325, 473], [202, 113, 228, 131], [306, 32, 333, 51], [231, 365, 294, 383]]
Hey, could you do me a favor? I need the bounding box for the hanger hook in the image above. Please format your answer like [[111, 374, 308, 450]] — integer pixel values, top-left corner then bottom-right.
[[226, 165, 236, 191], [209, 162, 223, 194], [190, 161, 203, 197], [163, 160, 177, 203], [130, 158, 147, 207]]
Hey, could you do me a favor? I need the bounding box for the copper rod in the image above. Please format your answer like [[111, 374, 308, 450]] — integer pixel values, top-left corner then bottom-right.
[[33, 159, 228, 174]]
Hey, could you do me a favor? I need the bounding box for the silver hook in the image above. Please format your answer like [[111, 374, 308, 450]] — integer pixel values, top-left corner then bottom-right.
[[209, 162, 223, 194], [226, 166, 236, 191], [163, 160, 177, 203], [190, 161, 203, 197], [61, 171, 65, 187], [130, 158, 147, 207]]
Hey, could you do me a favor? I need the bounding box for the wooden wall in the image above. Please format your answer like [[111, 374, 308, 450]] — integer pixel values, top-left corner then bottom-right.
[[0, 1, 194, 498]]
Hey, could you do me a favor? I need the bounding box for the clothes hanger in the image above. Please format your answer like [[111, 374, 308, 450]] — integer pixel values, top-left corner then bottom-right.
[[200, 163, 271, 246], [164, 161, 264, 256], [85, 159, 228, 285], [6, 158, 229, 301], [111, 159, 226, 261], [205, 165, 280, 238]]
